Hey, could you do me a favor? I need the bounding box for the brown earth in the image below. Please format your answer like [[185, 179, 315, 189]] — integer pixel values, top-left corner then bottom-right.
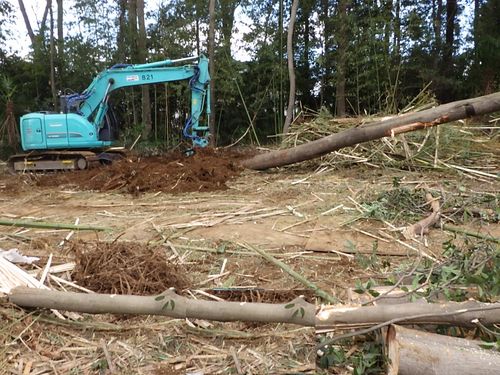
[[6, 147, 246, 195]]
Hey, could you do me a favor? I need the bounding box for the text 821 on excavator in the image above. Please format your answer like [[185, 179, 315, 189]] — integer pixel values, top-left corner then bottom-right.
[[8, 55, 211, 172]]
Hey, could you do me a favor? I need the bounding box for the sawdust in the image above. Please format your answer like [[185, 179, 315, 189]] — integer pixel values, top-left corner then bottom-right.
[[30, 147, 246, 194], [71, 241, 190, 295]]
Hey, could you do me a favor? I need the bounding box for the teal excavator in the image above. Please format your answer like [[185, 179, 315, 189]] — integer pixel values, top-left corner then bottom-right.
[[8, 55, 210, 172]]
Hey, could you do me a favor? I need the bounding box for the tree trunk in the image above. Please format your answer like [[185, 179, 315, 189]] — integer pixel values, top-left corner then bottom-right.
[[384, 325, 500, 375], [17, 0, 35, 44], [393, 0, 401, 62], [116, 0, 127, 61], [128, 0, 138, 60], [282, 0, 299, 136], [56, 0, 63, 88], [473, 0, 480, 62], [48, 0, 57, 110], [242, 92, 500, 170], [432, 0, 443, 68], [320, 0, 332, 107], [8, 287, 316, 326], [279, 0, 284, 132], [299, 0, 314, 109], [208, 0, 216, 146], [128, 0, 138, 127], [219, 0, 238, 58], [335, 0, 349, 117], [137, 0, 151, 138], [444, 0, 457, 66], [316, 300, 500, 330]]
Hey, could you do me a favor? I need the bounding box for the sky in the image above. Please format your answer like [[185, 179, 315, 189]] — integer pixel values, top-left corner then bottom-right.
[[7, 0, 253, 61]]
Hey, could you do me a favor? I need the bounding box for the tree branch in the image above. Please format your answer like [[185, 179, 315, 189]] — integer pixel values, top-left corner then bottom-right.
[[9, 287, 316, 326]]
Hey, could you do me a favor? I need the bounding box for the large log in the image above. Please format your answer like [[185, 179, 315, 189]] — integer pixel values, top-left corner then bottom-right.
[[316, 300, 500, 330], [384, 325, 500, 375], [242, 92, 500, 170], [8, 286, 316, 326]]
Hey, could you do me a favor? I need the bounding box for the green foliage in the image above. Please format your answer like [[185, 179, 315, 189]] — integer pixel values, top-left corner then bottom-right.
[[0, 74, 15, 101], [318, 339, 385, 374], [284, 302, 306, 319], [0, 0, 12, 53], [353, 278, 380, 298], [361, 187, 427, 224], [154, 295, 176, 311], [404, 239, 499, 302]]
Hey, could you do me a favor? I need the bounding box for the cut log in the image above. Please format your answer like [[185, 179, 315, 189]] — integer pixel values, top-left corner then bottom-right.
[[9, 286, 316, 326], [242, 92, 500, 170], [384, 325, 500, 375], [316, 300, 500, 330]]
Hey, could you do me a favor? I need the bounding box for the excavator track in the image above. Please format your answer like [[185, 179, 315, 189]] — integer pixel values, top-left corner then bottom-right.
[[7, 150, 125, 173]]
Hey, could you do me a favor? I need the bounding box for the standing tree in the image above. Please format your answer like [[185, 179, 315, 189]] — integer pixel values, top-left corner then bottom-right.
[[208, 0, 216, 146], [56, 0, 64, 89], [48, 0, 57, 109], [17, 0, 35, 44], [474, 0, 500, 93], [137, 0, 152, 138], [335, 0, 350, 117], [283, 0, 299, 136]]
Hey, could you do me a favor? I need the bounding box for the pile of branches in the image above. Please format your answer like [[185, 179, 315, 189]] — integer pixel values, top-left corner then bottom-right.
[[71, 241, 190, 295], [282, 90, 498, 173]]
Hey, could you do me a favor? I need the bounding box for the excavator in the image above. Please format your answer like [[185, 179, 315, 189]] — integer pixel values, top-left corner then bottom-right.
[[8, 55, 210, 172]]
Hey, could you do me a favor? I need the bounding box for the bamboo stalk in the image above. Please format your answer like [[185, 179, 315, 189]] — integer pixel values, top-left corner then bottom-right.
[[0, 219, 110, 231], [243, 242, 339, 303], [443, 224, 500, 244]]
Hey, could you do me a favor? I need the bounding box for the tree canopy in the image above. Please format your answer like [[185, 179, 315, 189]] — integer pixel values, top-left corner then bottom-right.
[[0, 0, 498, 150]]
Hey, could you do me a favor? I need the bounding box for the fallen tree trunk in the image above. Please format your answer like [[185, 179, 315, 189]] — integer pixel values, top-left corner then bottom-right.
[[316, 300, 500, 330], [242, 92, 500, 170], [384, 325, 500, 375], [9, 286, 316, 326]]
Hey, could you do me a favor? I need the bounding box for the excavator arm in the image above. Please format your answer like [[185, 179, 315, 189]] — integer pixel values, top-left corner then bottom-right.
[[62, 55, 211, 147]]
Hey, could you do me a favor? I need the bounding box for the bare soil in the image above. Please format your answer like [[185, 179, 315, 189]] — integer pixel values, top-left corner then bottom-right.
[[0, 140, 498, 374]]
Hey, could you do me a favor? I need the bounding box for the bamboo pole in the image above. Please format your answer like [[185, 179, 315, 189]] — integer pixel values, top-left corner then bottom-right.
[[443, 224, 500, 244], [244, 243, 339, 304], [0, 219, 110, 231]]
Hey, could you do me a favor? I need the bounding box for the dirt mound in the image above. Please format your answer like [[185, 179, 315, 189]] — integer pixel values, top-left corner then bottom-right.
[[35, 148, 245, 194], [71, 241, 190, 295]]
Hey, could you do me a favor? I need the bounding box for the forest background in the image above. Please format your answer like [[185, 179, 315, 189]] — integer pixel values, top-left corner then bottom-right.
[[0, 0, 498, 156]]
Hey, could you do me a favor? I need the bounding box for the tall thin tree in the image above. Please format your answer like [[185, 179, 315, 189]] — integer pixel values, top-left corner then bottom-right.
[[17, 0, 35, 44], [56, 0, 63, 88], [137, 0, 151, 138], [283, 0, 299, 136], [335, 0, 349, 117], [208, 0, 216, 146], [48, 0, 57, 109]]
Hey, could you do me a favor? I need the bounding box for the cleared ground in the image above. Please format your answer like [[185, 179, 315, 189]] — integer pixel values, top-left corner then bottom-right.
[[0, 124, 498, 374]]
